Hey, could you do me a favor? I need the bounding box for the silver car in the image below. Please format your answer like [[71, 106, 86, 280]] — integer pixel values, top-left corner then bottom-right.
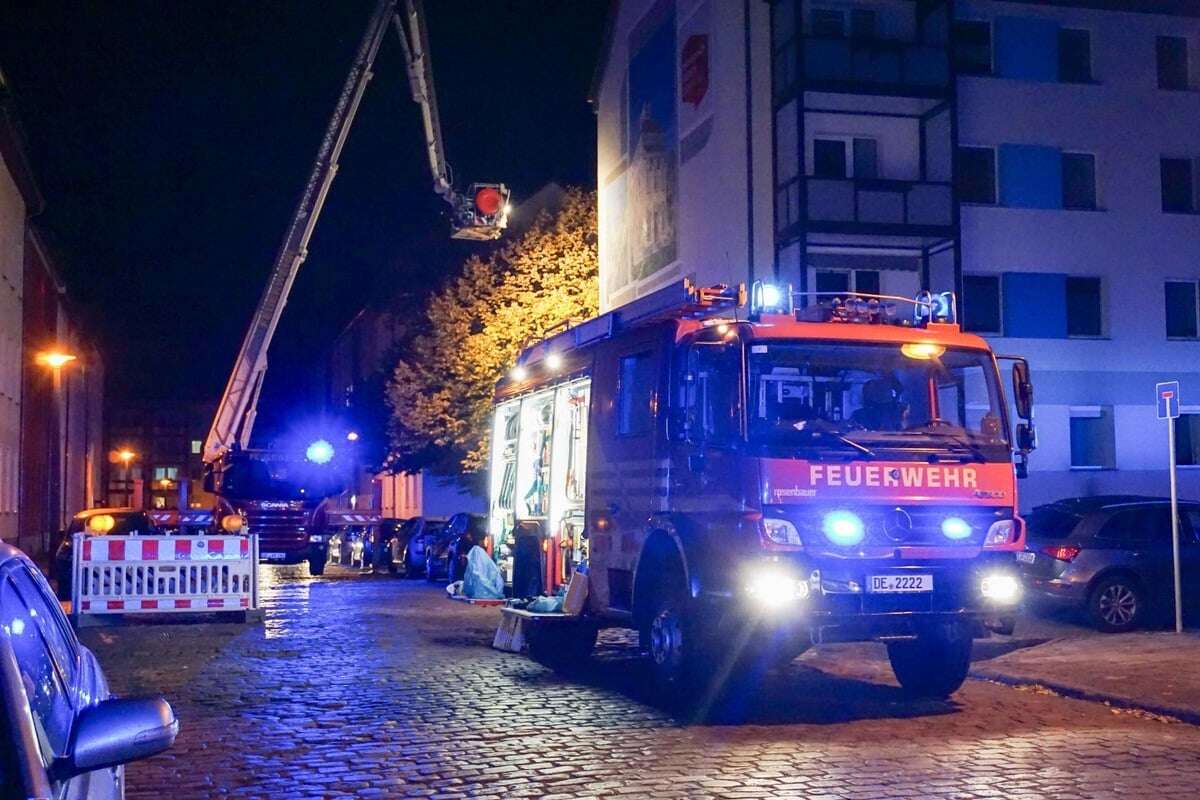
[[1019, 496, 1200, 632], [1, 541, 178, 799]]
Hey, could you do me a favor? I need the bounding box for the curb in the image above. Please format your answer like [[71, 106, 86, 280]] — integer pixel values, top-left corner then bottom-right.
[[971, 668, 1200, 726]]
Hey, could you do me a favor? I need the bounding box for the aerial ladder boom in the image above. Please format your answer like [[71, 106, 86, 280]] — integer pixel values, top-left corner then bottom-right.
[[204, 0, 511, 465], [203, 0, 397, 463]]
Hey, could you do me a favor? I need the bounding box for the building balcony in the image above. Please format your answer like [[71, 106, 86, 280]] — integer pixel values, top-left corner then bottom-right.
[[777, 176, 954, 238], [798, 37, 949, 97]]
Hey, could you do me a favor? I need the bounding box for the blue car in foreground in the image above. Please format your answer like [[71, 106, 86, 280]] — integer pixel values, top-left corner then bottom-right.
[[0, 541, 178, 799]]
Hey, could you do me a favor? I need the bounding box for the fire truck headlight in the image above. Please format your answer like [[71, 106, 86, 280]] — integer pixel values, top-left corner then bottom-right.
[[762, 517, 803, 547], [823, 511, 865, 546], [941, 516, 972, 540], [745, 569, 809, 609], [981, 573, 1021, 604], [983, 519, 1016, 547]]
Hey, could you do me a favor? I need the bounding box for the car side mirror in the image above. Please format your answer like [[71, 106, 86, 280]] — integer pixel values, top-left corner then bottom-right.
[[1011, 360, 1034, 421], [53, 697, 178, 781]]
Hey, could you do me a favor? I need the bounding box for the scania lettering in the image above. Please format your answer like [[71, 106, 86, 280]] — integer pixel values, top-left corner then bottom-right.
[[489, 280, 1036, 700]]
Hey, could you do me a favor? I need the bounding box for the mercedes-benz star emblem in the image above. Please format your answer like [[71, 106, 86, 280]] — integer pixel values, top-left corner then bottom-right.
[[883, 507, 913, 542]]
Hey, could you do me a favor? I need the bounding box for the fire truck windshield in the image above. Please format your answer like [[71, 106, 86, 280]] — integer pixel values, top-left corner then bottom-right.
[[746, 341, 1009, 458]]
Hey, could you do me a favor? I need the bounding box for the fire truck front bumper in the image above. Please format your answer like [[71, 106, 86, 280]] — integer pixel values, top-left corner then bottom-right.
[[717, 552, 1021, 643]]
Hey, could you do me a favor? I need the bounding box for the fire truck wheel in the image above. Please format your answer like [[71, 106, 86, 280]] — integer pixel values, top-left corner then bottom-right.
[[886, 623, 972, 698], [645, 590, 712, 700], [308, 556, 326, 577], [528, 623, 598, 670]]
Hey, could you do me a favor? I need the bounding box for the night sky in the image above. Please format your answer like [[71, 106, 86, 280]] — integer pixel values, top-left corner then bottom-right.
[[1, 1, 608, 438]]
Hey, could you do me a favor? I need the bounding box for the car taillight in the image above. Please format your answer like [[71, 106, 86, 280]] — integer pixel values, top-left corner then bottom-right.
[[1040, 544, 1081, 562]]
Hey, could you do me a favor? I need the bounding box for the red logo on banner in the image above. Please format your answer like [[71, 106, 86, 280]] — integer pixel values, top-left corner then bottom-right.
[[681, 34, 709, 107]]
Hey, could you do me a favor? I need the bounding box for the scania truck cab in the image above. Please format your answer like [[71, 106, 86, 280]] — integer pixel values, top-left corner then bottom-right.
[[490, 280, 1036, 699]]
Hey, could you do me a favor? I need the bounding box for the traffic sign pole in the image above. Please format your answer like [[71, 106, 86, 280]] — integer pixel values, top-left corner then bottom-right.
[[1169, 414, 1183, 634]]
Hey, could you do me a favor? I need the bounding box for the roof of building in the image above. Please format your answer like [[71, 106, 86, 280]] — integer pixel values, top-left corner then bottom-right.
[[0, 65, 44, 212]]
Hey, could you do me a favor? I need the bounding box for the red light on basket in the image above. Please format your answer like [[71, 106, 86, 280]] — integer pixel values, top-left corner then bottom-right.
[[475, 186, 503, 216]]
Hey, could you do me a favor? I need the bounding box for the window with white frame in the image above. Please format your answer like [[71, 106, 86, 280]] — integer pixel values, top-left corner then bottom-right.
[[1166, 280, 1199, 339], [1069, 406, 1115, 469], [962, 274, 1002, 335], [812, 136, 878, 180], [1176, 412, 1200, 467], [957, 146, 996, 204]]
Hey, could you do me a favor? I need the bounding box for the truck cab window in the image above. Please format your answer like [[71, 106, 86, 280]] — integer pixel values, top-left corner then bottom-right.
[[679, 341, 741, 446], [617, 353, 655, 436], [747, 341, 1009, 457]]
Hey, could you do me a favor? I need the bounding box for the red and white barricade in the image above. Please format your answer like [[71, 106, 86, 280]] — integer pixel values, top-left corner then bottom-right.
[[71, 533, 259, 620]]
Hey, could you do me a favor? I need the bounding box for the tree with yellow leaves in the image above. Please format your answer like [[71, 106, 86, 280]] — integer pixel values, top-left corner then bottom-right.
[[387, 188, 598, 484]]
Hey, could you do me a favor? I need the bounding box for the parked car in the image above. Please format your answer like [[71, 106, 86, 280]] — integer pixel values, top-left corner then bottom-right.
[[395, 517, 447, 578], [1, 541, 178, 799], [381, 518, 420, 574], [54, 508, 162, 601], [1019, 496, 1200, 632]]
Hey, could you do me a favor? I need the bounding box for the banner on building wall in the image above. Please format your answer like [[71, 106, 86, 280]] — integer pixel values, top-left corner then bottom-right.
[[602, 0, 679, 309]]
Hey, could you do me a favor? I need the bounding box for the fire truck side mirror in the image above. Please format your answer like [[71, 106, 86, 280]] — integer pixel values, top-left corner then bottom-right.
[[1015, 422, 1036, 454], [1011, 360, 1033, 421]]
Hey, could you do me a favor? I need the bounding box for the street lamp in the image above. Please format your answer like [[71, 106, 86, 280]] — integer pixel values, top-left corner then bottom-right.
[[36, 349, 77, 554]]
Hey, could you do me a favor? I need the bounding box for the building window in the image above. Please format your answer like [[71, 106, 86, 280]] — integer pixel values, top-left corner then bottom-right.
[[954, 20, 992, 76], [1161, 158, 1197, 213], [1166, 281, 1200, 339], [1157, 36, 1190, 90], [812, 137, 878, 180], [152, 466, 179, 482], [1070, 406, 1115, 469], [815, 270, 879, 296], [1057, 29, 1092, 83], [1061, 153, 1097, 210], [1176, 413, 1200, 467], [849, 9, 877, 40], [190, 439, 202, 455], [963, 275, 1002, 335], [1066, 277, 1103, 337], [811, 8, 845, 38], [617, 353, 654, 436], [957, 146, 996, 204]]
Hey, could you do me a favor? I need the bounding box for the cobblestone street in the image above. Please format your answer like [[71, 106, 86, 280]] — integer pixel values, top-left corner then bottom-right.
[[82, 566, 1200, 799]]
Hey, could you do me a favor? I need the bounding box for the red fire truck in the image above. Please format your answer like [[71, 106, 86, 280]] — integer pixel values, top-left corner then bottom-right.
[[489, 279, 1036, 699]]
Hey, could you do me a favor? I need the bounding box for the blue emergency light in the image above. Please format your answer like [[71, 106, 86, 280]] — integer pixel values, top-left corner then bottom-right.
[[305, 439, 335, 465], [750, 281, 794, 317]]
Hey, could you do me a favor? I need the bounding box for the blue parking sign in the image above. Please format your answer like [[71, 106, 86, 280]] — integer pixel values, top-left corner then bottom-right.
[[1157, 381, 1181, 420]]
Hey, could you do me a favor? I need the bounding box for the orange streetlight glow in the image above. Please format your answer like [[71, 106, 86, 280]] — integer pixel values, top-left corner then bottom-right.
[[36, 351, 77, 369], [117, 449, 136, 466]]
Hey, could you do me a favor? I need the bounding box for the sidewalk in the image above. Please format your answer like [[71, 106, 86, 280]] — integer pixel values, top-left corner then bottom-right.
[[972, 631, 1200, 724]]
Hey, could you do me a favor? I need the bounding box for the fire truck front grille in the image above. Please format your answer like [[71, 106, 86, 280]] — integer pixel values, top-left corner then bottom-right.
[[787, 506, 1009, 548], [245, 510, 309, 549]]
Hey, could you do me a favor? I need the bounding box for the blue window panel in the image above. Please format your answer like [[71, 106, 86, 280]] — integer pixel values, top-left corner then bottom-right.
[[995, 16, 1059, 81], [1002, 273, 1068, 338], [999, 144, 1063, 209]]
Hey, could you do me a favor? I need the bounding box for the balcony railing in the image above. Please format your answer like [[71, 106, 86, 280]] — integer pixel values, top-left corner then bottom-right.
[[801, 37, 949, 93], [786, 177, 953, 232]]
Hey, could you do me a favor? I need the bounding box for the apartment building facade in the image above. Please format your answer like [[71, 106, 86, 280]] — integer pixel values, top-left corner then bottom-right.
[[595, 0, 1200, 508]]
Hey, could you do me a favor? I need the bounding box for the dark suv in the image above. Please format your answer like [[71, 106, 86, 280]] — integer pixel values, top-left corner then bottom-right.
[[1019, 496, 1200, 632]]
